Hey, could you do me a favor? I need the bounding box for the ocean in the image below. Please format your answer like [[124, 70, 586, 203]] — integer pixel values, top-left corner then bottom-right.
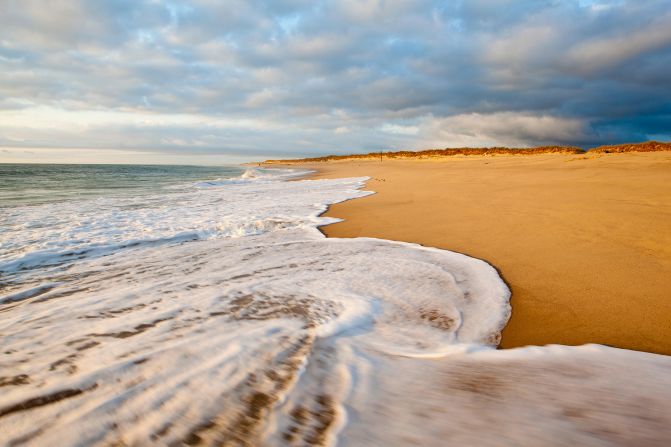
[[4, 163, 668, 445], [0, 163, 512, 443], [0, 163, 249, 207]]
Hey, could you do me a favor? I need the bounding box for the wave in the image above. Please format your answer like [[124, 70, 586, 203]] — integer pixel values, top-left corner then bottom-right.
[[191, 167, 309, 188], [0, 228, 511, 445], [0, 170, 366, 277], [0, 217, 314, 278]]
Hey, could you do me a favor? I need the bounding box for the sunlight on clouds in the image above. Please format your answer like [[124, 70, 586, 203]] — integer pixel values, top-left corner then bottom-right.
[[566, 18, 671, 73], [379, 123, 420, 136], [0, 147, 256, 165], [0, 106, 279, 131], [0, 0, 669, 162], [417, 113, 589, 148]]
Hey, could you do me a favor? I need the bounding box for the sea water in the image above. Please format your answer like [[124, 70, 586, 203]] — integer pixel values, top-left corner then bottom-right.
[[1, 164, 670, 446]]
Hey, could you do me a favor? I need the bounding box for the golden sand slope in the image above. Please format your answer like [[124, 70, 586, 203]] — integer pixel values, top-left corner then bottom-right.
[[265, 152, 671, 355]]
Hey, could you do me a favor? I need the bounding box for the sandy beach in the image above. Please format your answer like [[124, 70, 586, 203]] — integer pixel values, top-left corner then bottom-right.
[[266, 151, 671, 355], [4, 159, 671, 445]]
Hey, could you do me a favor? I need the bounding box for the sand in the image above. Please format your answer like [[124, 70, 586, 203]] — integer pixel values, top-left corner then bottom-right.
[[265, 151, 671, 355]]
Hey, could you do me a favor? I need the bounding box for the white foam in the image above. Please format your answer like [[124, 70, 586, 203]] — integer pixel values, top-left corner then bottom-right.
[[0, 168, 364, 280], [0, 226, 512, 445], [191, 167, 308, 187]]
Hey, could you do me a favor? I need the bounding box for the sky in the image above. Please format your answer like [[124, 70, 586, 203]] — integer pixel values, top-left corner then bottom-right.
[[1, 0, 670, 164]]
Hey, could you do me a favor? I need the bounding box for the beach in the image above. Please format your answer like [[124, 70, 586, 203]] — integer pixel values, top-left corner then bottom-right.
[[268, 151, 671, 355], [5, 1, 671, 444], [3, 161, 671, 445]]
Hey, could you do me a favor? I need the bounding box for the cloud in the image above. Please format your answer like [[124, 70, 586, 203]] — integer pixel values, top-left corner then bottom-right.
[[380, 123, 420, 136], [418, 113, 592, 148], [1, 0, 670, 162], [565, 19, 671, 73]]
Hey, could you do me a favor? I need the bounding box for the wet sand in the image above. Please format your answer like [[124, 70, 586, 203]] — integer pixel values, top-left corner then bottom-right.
[[266, 151, 671, 355]]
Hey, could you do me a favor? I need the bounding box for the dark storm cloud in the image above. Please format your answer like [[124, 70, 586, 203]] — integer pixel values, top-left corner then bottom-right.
[[1, 0, 670, 160]]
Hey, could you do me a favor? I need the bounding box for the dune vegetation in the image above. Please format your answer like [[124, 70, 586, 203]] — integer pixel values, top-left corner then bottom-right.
[[264, 141, 671, 163]]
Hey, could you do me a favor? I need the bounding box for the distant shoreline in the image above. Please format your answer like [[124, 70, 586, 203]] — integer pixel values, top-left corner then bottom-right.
[[263, 140, 671, 164]]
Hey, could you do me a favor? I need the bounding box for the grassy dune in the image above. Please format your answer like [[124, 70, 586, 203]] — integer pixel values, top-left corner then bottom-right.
[[264, 141, 670, 163]]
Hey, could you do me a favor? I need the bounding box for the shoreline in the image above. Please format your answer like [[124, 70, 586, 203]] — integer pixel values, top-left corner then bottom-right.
[[263, 151, 671, 355], [5, 161, 671, 444]]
